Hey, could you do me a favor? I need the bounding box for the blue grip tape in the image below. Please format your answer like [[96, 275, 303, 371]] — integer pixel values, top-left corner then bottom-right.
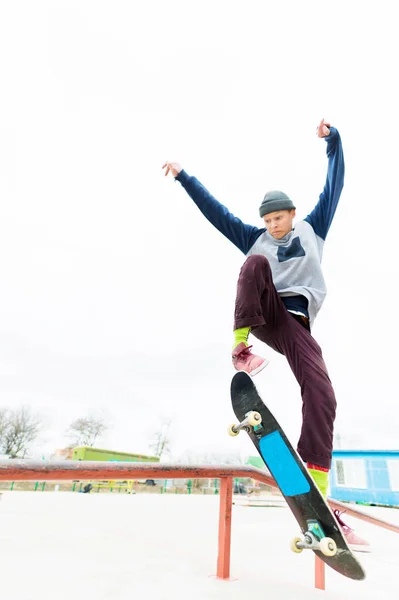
[[259, 430, 310, 497]]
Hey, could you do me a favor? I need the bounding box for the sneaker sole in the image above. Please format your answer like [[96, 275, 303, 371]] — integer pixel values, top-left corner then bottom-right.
[[349, 543, 372, 553], [249, 358, 270, 377]]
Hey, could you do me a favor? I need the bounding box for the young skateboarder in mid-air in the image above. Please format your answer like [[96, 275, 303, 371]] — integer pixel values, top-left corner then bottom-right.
[[163, 119, 369, 552]]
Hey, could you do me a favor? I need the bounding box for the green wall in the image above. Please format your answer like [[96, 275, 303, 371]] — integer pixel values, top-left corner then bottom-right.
[[72, 446, 160, 463]]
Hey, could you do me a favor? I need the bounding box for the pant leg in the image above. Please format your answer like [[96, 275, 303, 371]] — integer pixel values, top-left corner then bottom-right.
[[234, 254, 287, 331], [281, 317, 336, 469], [253, 317, 336, 469], [234, 255, 336, 469]]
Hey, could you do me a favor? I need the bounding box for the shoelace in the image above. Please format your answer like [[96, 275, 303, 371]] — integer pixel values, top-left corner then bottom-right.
[[334, 510, 351, 530], [233, 344, 253, 358]]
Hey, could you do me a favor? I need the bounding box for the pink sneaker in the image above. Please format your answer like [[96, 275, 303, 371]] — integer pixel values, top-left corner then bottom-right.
[[232, 343, 269, 376], [334, 510, 371, 553]]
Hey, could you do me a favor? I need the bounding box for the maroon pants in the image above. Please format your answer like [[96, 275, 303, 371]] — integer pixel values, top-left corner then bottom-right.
[[234, 255, 336, 470]]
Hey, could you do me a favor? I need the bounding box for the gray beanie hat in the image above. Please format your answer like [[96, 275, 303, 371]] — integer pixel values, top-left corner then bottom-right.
[[259, 190, 296, 218]]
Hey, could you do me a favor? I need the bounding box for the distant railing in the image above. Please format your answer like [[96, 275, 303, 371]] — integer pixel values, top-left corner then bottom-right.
[[1, 460, 398, 592]]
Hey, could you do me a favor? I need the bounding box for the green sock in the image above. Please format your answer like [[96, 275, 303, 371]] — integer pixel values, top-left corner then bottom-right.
[[233, 326, 251, 350], [308, 468, 329, 499]]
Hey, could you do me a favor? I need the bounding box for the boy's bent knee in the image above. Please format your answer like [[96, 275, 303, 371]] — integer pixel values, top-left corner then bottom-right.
[[242, 254, 270, 270]]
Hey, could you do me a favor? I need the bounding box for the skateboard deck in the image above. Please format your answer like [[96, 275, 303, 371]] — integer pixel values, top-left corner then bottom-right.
[[230, 371, 365, 581]]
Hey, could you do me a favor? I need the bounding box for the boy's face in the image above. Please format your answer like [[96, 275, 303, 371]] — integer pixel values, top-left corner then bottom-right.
[[263, 209, 296, 239]]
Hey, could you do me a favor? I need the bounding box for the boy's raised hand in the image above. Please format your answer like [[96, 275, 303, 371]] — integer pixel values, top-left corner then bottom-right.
[[162, 161, 182, 177], [316, 118, 331, 138]]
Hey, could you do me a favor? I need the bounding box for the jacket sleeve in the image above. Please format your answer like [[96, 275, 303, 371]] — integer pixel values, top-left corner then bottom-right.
[[304, 127, 345, 240], [175, 170, 264, 254]]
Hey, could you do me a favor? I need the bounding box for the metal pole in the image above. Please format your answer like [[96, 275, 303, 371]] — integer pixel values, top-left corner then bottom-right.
[[315, 556, 325, 590], [217, 476, 233, 579]]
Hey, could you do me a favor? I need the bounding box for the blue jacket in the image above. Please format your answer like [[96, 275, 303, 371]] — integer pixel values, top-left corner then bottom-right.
[[175, 128, 344, 324]]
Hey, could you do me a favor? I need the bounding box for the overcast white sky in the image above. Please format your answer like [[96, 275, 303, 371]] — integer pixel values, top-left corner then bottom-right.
[[0, 1, 398, 461]]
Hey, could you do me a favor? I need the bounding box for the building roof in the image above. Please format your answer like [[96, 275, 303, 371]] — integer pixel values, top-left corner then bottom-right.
[[333, 450, 399, 457]]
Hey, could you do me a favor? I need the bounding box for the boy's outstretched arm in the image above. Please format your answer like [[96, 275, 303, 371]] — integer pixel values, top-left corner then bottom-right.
[[304, 119, 345, 240], [162, 161, 263, 255]]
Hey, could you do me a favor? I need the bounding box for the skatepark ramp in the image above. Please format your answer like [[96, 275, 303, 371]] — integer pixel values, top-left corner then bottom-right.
[[1, 460, 398, 592]]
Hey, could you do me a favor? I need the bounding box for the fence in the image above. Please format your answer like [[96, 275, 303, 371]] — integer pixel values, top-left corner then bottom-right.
[[1, 460, 398, 591]]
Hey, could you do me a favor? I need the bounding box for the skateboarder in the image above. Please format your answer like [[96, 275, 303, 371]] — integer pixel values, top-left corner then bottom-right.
[[162, 119, 369, 552]]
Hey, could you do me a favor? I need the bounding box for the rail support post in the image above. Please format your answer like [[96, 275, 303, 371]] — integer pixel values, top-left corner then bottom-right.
[[315, 556, 325, 590], [217, 476, 233, 579]]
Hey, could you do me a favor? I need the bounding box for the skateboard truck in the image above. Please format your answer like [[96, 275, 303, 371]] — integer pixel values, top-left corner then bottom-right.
[[291, 520, 337, 557], [228, 411, 262, 436]]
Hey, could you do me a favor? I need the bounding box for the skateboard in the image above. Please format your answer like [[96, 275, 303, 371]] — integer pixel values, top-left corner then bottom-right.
[[229, 371, 365, 581]]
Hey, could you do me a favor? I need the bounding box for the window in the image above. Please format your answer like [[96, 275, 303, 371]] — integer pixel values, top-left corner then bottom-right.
[[334, 459, 367, 489], [387, 460, 399, 492]]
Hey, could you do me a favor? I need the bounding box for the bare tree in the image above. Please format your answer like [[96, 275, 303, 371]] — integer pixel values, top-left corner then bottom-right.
[[0, 407, 42, 458], [0, 409, 8, 441], [67, 415, 108, 447], [149, 419, 172, 459]]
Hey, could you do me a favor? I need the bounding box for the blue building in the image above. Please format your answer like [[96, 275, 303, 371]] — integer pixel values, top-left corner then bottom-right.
[[330, 450, 399, 507]]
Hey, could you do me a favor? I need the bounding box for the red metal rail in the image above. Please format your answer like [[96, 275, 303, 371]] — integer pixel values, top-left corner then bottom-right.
[[1, 461, 398, 591]]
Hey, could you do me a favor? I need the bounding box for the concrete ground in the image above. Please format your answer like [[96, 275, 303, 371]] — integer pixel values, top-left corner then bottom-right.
[[0, 491, 398, 599]]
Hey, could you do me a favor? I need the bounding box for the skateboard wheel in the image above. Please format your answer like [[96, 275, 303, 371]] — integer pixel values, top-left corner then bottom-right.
[[290, 536, 303, 554], [319, 537, 337, 557], [246, 411, 262, 427], [228, 424, 239, 437]]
